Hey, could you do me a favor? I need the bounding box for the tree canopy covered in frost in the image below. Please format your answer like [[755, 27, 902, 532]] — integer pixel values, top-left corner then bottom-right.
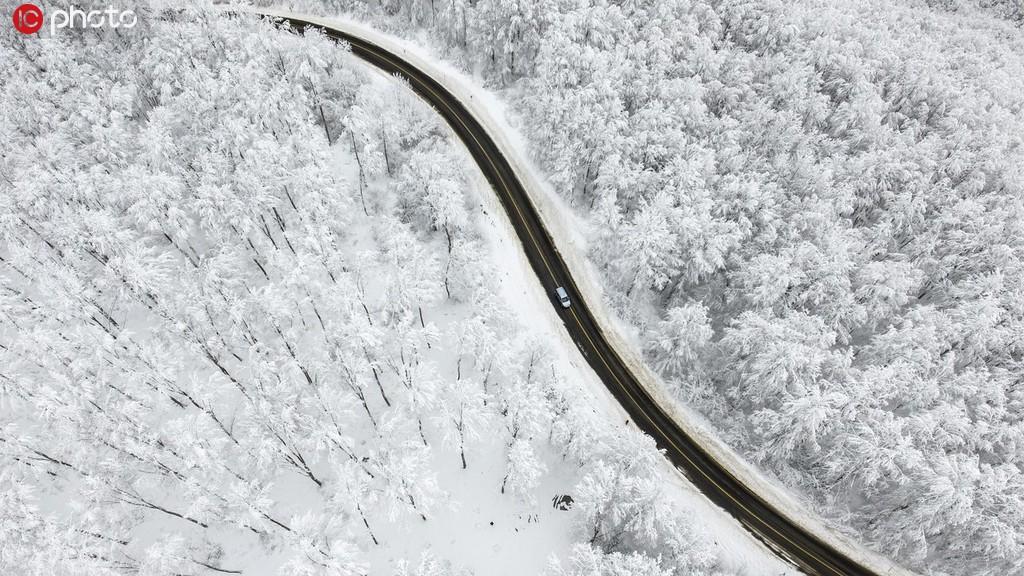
[[0, 5, 751, 575], [296, 0, 1024, 574]]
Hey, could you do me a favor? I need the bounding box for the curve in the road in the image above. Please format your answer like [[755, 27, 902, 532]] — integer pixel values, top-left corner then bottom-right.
[[266, 13, 891, 576]]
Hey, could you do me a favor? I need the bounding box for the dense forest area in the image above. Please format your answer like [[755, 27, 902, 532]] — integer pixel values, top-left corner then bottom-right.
[[0, 5, 753, 575], [291, 0, 1024, 574]]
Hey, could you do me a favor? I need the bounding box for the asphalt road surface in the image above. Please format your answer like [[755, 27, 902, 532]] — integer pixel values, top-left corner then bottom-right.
[[272, 15, 885, 576]]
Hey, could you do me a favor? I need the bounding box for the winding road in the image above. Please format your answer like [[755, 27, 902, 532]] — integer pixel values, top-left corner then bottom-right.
[[268, 13, 893, 576]]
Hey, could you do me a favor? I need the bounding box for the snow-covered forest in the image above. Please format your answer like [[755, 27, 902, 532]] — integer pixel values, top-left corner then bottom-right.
[[0, 5, 774, 575], [284, 1, 1024, 575]]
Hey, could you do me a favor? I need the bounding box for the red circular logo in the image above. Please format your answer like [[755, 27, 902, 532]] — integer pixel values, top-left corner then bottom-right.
[[13, 4, 43, 34]]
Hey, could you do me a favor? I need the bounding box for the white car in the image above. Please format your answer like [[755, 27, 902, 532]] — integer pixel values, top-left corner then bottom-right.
[[555, 286, 571, 308]]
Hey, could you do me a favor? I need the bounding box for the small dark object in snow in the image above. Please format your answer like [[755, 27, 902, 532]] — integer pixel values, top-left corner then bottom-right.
[[489, 521, 494, 526], [552, 494, 574, 510]]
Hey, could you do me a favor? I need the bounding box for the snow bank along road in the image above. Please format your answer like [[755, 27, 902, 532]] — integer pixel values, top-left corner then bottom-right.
[[260, 13, 892, 576]]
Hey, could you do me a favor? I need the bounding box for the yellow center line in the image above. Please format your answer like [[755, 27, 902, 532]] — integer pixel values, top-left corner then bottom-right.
[[325, 25, 844, 576]]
